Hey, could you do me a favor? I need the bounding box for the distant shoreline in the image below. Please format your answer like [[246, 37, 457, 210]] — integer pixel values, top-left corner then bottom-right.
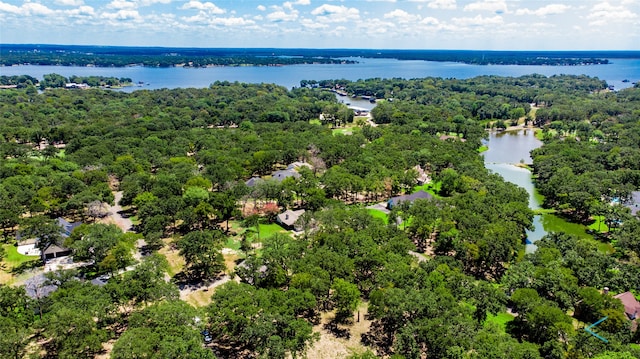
[[2, 44, 636, 68]]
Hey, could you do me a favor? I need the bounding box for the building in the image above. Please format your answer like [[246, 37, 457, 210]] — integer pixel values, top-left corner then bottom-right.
[[16, 217, 81, 261], [276, 209, 306, 230], [286, 161, 313, 171], [387, 190, 433, 209], [614, 291, 640, 321], [245, 176, 264, 188], [624, 191, 640, 216], [271, 169, 301, 182]]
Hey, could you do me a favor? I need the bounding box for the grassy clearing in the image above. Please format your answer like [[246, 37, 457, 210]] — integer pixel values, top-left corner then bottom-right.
[[413, 181, 441, 197], [484, 312, 515, 332], [306, 301, 372, 359], [245, 223, 288, 241], [477, 145, 489, 153], [0, 244, 40, 285], [588, 215, 609, 233], [2, 244, 39, 268], [157, 238, 185, 277], [367, 209, 389, 224]]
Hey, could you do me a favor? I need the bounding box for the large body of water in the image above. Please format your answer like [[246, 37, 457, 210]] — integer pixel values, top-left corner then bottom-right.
[[2, 57, 639, 92]]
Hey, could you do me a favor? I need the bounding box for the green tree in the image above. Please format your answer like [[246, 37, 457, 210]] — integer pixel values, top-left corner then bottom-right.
[[331, 278, 361, 323], [177, 230, 226, 280]]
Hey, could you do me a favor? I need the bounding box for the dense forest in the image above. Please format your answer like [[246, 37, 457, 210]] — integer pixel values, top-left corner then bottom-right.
[[3, 44, 634, 67], [0, 75, 639, 359]]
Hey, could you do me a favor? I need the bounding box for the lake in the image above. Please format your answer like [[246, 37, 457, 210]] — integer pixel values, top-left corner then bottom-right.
[[2, 57, 639, 92], [484, 130, 595, 251]]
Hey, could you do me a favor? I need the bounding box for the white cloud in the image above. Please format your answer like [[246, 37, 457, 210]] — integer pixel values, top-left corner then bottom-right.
[[587, 1, 637, 26], [65, 5, 95, 17], [452, 14, 503, 26], [257, 5, 266, 11], [136, 0, 172, 6], [22, 2, 56, 16], [384, 9, 421, 23], [209, 16, 254, 26], [181, 1, 225, 14], [300, 18, 330, 29], [293, 0, 311, 5], [420, 16, 440, 25], [0, 2, 22, 14], [425, 0, 457, 10], [311, 4, 360, 22], [463, 0, 508, 14], [107, 1, 136, 10], [102, 9, 141, 20], [515, 4, 570, 16], [266, 10, 299, 22], [55, 0, 84, 6]]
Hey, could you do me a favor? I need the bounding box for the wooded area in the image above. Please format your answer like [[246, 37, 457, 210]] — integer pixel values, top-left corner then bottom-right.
[[0, 74, 639, 358]]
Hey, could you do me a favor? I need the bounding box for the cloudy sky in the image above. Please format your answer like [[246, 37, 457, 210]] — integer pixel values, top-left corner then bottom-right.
[[0, 0, 638, 49]]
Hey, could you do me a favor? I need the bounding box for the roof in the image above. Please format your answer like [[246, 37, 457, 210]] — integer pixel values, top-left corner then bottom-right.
[[286, 162, 313, 171], [17, 238, 38, 246], [614, 291, 640, 320], [24, 274, 58, 299], [277, 209, 306, 227], [624, 191, 640, 216], [245, 176, 264, 188], [388, 190, 433, 208], [272, 169, 301, 182], [57, 217, 82, 238], [42, 243, 70, 255]]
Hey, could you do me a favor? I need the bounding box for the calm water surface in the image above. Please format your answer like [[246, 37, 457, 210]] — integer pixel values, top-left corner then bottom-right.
[[2, 57, 639, 91], [484, 130, 593, 251]]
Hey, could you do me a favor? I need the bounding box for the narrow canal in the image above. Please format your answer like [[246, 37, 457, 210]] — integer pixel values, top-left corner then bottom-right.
[[483, 129, 594, 252]]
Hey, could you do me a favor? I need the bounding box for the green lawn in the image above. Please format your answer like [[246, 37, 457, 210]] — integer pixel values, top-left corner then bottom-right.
[[587, 215, 609, 233], [2, 244, 40, 268], [225, 237, 241, 251], [413, 181, 441, 197], [367, 209, 389, 224], [477, 145, 489, 153], [484, 312, 515, 332], [246, 223, 288, 241]]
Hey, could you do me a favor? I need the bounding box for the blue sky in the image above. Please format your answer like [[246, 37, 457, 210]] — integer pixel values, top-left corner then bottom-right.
[[0, 0, 638, 49]]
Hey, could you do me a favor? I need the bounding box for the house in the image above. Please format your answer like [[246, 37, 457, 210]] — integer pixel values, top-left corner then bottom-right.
[[276, 209, 306, 230], [16, 217, 81, 261], [272, 169, 301, 182], [41, 243, 73, 261], [388, 190, 433, 209], [245, 176, 264, 188], [24, 274, 58, 299], [624, 191, 640, 216], [614, 291, 640, 321], [16, 238, 39, 256], [286, 161, 313, 171], [57, 217, 82, 237]]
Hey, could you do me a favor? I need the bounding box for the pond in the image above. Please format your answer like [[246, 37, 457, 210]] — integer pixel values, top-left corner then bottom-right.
[[483, 129, 594, 252]]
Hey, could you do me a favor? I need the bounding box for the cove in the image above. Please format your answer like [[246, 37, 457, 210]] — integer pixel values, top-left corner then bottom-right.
[[483, 129, 594, 252]]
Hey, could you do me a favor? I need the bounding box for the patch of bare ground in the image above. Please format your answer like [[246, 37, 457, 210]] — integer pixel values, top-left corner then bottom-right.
[[179, 252, 240, 307], [95, 339, 115, 359], [157, 238, 185, 277], [306, 301, 374, 359]]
